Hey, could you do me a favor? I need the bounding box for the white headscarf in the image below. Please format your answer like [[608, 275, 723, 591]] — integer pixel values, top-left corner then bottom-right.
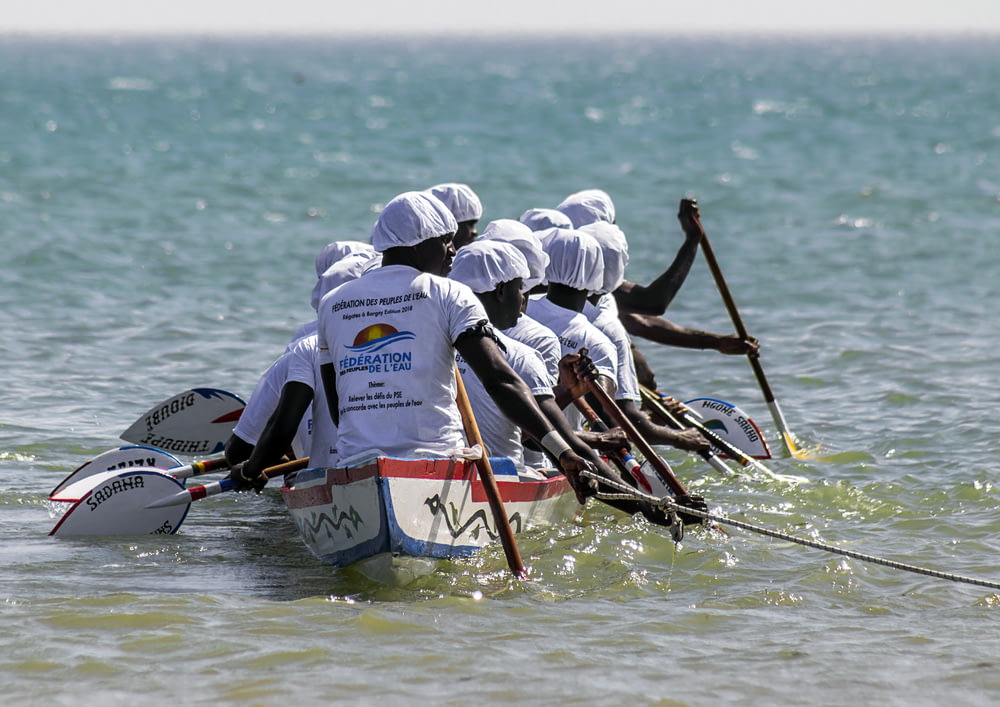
[[313, 240, 374, 277], [580, 221, 629, 294], [449, 240, 530, 294], [479, 219, 549, 291], [519, 207, 572, 231], [370, 191, 458, 252], [555, 189, 616, 228], [425, 183, 483, 223], [542, 228, 605, 292], [311, 251, 383, 310]]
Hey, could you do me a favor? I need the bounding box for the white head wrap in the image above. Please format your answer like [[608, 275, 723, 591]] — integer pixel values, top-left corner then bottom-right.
[[449, 240, 530, 294], [555, 189, 616, 228], [580, 221, 629, 294], [479, 219, 549, 291], [370, 191, 458, 252], [519, 207, 572, 231], [311, 251, 382, 310], [425, 183, 483, 223], [313, 240, 374, 277], [542, 228, 605, 292]]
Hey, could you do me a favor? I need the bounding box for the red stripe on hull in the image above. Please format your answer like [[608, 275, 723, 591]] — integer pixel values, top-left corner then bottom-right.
[[282, 457, 573, 509]]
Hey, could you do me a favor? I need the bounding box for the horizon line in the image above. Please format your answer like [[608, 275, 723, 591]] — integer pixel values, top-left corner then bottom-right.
[[3, 27, 999, 40]]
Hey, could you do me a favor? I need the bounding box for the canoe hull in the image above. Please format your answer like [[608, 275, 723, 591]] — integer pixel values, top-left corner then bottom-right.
[[282, 457, 577, 568]]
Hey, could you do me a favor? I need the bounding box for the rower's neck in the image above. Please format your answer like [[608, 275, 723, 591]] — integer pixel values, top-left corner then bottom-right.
[[381, 248, 424, 271], [546, 283, 588, 313]]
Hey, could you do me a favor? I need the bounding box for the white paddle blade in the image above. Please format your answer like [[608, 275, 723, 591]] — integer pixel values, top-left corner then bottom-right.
[[49, 468, 190, 537], [120, 388, 245, 456], [50, 445, 183, 501], [684, 397, 772, 460]]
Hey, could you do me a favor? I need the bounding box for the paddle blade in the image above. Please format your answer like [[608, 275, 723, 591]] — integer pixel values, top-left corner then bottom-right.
[[684, 397, 772, 461], [49, 468, 190, 537], [50, 445, 183, 501], [120, 388, 245, 456]]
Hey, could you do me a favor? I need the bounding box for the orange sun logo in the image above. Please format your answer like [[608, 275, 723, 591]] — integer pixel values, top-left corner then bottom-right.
[[352, 323, 399, 347]]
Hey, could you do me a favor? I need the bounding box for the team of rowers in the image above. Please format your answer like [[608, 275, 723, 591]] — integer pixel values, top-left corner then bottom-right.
[[224, 185, 758, 522]]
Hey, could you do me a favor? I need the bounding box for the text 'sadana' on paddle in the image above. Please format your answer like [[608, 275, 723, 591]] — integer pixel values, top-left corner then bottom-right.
[[120, 388, 246, 457], [685, 199, 806, 458], [49, 458, 309, 538], [454, 365, 526, 579], [50, 449, 232, 502]]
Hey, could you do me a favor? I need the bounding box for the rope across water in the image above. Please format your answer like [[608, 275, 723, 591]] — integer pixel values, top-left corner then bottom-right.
[[581, 469, 1000, 592]]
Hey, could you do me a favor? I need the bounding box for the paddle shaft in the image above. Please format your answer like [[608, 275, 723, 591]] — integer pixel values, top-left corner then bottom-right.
[[146, 457, 310, 509], [582, 376, 689, 498], [572, 399, 652, 493], [454, 367, 526, 579], [173, 455, 230, 480], [637, 390, 735, 477], [693, 210, 798, 454]]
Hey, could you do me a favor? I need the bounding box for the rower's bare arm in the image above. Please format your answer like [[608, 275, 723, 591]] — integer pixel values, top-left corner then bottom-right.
[[612, 198, 702, 316], [229, 381, 313, 490], [320, 362, 340, 425], [619, 313, 758, 355]]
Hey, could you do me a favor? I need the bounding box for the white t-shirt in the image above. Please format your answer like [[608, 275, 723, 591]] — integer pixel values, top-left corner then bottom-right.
[[456, 330, 553, 471], [317, 264, 489, 463], [288, 319, 318, 349], [584, 294, 641, 403], [525, 296, 618, 390], [233, 335, 336, 464], [502, 313, 560, 385], [502, 313, 561, 469], [525, 295, 619, 431]]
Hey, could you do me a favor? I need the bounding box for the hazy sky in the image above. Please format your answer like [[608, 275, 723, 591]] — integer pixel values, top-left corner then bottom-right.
[[4, 0, 1000, 35]]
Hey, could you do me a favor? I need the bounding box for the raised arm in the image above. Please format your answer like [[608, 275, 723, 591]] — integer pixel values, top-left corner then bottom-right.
[[612, 198, 703, 316]]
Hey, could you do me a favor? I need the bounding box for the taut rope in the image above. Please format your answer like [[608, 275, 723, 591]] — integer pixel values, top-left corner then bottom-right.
[[581, 469, 1000, 592]]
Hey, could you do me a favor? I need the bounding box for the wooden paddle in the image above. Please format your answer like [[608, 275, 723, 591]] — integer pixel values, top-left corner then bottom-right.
[[572, 398, 661, 496], [50, 450, 230, 502], [684, 199, 806, 457], [49, 457, 309, 537], [453, 366, 526, 579], [51, 387, 246, 499], [576, 351, 708, 523]]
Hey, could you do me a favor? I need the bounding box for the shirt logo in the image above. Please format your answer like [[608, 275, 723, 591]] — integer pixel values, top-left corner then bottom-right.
[[339, 323, 415, 375], [348, 324, 415, 353]]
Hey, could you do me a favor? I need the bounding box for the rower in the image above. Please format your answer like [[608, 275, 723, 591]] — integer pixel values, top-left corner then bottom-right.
[[238, 190, 600, 503], [448, 239, 677, 524], [313, 240, 374, 279], [555, 190, 758, 356], [293, 249, 382, 345], [518, 207, 572, 232], [449, 240, 629, 471], [425, 182, 482, 250], [225, 248, 382, 480], [526, 228, 709, 453], [477, 219, 560, 377], [224, 333, 337, 483]]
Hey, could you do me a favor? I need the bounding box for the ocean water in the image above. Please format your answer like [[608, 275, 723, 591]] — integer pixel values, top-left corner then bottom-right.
[[2, 33, 1000, 705]]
